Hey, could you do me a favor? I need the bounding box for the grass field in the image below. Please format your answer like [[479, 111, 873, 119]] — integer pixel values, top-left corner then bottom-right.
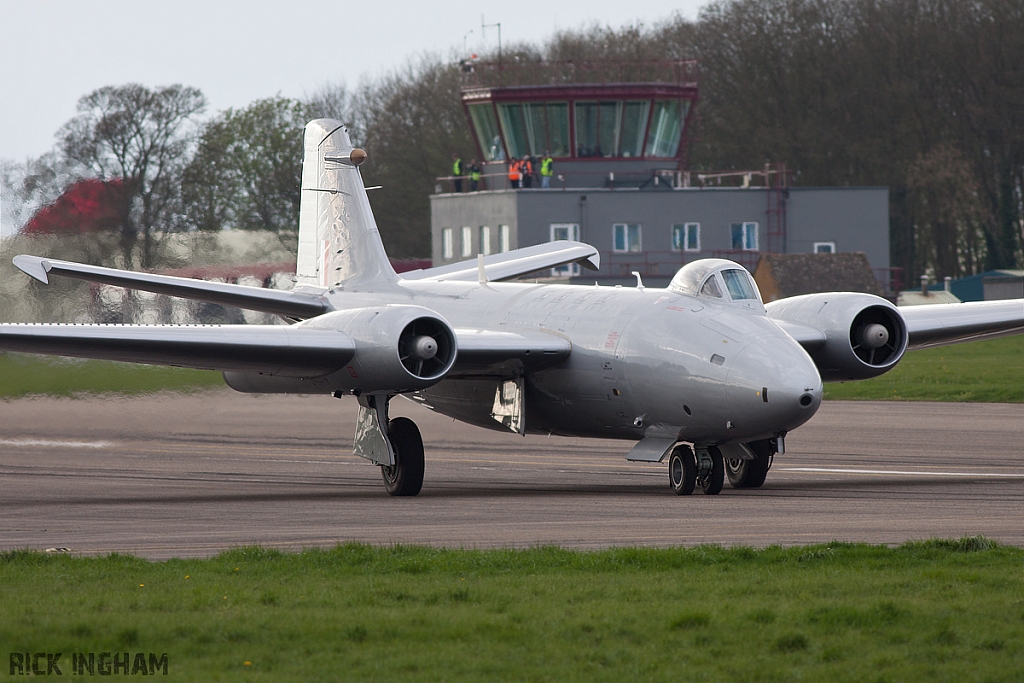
[[0, 353, 223, 398], [1, 541, 1022, 681], [824, 334, 1024, 402]]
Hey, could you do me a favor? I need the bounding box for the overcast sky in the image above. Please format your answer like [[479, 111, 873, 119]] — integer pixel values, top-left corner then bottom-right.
[[0, 0, 707, 162]]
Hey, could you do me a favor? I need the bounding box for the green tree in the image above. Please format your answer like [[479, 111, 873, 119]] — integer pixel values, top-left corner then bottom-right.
[[182, 97, 308, 245], [59, 84, 206, 268]]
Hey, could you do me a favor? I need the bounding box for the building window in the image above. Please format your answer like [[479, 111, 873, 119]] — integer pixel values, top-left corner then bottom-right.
[[498, 225, 510, 253], [550, 223, 580, 277], [613, 223, 642, 253], [461, 226, 473, 258], [730, 222, 759, 251], [814, 241, 836, 254], [479, 226, 491, 255], [441, 228, 453, 259], [672, 223, 700, 252]]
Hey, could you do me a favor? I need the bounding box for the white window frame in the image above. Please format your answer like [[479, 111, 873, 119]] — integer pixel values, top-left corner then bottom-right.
[[441, 227, 453, 259], [550, 223, 580, 277], [743, 222, 758, 251], [498, 224, 510, 253], [613, 223, 642, 253], [814, 241, 836, 254], [479, 226, 491, 255], [731, 221, 759, 251], [461, 226, 473, 258], [672, 222, 700, 252]]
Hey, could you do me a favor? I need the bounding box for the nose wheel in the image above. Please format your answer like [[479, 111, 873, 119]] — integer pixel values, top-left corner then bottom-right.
[[697, 446, 724, 495], [725, 439, 774, 488], [669, 445, 724, 495], [668, 445, 697, 495]]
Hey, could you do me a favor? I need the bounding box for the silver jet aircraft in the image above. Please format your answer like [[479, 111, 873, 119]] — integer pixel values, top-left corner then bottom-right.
[[3, 120, 1023, 496]]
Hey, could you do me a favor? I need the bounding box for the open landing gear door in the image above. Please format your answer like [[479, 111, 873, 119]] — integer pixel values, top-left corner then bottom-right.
[[491, 376, 525, 435], [354, 394, 395, 465]]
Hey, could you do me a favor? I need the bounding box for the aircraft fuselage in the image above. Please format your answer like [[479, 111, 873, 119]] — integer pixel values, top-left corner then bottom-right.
[[321, 278, 824, 447]]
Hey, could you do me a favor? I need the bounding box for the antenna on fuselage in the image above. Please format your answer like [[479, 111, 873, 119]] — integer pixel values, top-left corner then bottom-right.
[[631, 271, 645, 291]]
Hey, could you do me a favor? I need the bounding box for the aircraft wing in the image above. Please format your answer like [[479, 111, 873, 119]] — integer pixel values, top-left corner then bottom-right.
[[400, 241, 600, 282], [900, 299, 1024, 349], [771, 320, 827, 351], [13, 255, 328, 319], [451, 328, 572, 375], [0, 323, 353, 376]]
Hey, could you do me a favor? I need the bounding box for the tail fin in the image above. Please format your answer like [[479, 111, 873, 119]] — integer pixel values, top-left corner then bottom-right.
[[295, 119, 397, 289]]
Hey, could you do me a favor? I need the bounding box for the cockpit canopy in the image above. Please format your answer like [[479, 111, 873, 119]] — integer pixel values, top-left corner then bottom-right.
[[668, 259, 763, 305]]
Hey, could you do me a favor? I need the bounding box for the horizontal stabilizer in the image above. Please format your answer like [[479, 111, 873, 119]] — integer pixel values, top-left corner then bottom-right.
[[13, 255, 328, 320], [901, 299, 1024, 349], [0, 323, 353, 376], [401, 241, 600, 282]]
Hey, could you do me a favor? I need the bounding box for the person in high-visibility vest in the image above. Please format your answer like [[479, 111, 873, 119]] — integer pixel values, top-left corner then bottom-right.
[[522, 156, 534, 188], [452, 153, 464, 192], [507, 157, 521, 189], [469, 160, 481, 192], [540, 151, 554, 189]]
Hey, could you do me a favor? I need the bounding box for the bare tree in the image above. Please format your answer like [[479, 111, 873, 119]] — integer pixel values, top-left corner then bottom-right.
[[60, 84, 207, 268]]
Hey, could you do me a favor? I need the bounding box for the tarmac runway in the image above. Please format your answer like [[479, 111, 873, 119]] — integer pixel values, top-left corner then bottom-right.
[[1, 390, 1022, 559]]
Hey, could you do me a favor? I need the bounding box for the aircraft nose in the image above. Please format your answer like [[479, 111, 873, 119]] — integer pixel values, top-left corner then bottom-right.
[[727, 336, 823, 435]]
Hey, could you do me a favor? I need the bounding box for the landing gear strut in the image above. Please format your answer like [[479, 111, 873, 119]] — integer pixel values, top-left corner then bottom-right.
[[697, 446, 724, 495], [381, 417, 425, 496]]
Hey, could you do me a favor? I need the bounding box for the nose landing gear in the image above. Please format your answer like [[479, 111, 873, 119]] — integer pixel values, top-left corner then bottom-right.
[[668, 444, 724, 495]]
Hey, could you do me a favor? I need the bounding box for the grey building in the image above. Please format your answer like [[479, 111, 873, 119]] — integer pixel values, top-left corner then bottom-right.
[[432, 76, 891, 289], [431, 185, 889, 287]]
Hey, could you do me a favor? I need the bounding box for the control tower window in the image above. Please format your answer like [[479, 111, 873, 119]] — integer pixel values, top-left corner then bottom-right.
[[468, 104, 503, 161], [497, 102, 569, 158], [544, 103, 570, 157], [644, 100, 687, 158], [575, 101, 621, 158], [620, 101, 650, 158]]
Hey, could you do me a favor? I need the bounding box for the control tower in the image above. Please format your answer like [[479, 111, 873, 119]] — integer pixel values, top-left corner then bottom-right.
[[463, 78, 697, 189], [431, 60, 892, 291]]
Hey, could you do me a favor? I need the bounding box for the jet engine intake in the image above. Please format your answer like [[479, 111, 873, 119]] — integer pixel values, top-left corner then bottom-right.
[[225, 305, 457, 394], [766, 292, 908, 381]]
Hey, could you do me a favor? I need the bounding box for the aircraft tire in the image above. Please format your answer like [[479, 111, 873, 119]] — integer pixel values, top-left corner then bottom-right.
[[668, 445, 697, 495], [381, 417, 425, 496], [726, 440, 772, 488], [699, 447, 725, 495]]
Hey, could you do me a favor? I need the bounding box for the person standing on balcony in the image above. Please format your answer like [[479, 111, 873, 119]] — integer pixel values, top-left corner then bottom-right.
[[522, 155, 534, 188], [452, 153, 464, 193], [507, 157, 521, 189], [469, 160, 481, 192], [540, 152, 554, 189]]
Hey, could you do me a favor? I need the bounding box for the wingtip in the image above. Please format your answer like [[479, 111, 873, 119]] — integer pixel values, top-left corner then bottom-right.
[[579, 249, 601, 272], [12, 255, 50, 284]]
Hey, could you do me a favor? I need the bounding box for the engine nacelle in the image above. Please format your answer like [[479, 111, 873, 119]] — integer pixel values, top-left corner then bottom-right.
[[224, 305, 457, 394], [766, 292, 908, 381]]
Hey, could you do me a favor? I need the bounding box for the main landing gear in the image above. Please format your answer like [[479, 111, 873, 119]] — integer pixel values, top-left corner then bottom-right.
[[668, 445, 724, 495], [352, 394, 425, 497], [381, 417, 425, 496]]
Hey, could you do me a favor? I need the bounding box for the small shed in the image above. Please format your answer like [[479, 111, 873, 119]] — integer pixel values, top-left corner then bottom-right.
[[753, 252, 883, 303]]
